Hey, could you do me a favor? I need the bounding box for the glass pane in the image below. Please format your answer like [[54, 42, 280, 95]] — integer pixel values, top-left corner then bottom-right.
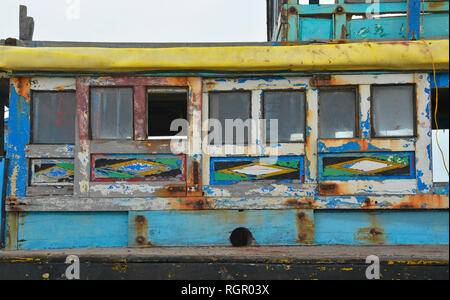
[[90, 88, 133, 140], [319, 89, 357, 139], [264, 91, 305, 143], [372, 85, 415, 137], [32, 92, 76, 144], [209, 92, 251, 144]]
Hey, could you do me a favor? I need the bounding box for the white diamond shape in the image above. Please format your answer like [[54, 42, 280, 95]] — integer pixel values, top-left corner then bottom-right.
[[233, 165, 283, 176], [345, 160, 392, 173]]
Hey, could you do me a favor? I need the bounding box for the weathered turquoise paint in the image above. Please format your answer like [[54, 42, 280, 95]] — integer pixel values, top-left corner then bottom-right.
[[129, 210, 310, 247], [349, 17, 407, 40], [18, 212, 128, 250], [423, 13, 450, 37], [299, 18, 333, 41], [315, 210, 449, 245], [280, 2, 448, 42]]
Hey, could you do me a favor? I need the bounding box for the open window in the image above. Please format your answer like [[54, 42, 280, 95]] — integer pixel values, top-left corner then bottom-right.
[[147, 87, 188, 140]]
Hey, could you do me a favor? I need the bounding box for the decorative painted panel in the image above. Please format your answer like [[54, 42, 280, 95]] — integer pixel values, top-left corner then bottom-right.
[[319, 152, 415, 181], [91, 154, 186, 182], [210, 156, 305, 185], [30, 159, 74, 186]]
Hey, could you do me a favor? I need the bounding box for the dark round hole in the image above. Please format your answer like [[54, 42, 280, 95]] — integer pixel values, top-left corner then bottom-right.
[[230, 227, 253, 247]]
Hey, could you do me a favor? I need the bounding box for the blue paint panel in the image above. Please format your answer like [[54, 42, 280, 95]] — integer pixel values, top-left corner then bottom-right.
[[299, 17, 333, 41], [129, 210, 306, 246], [349, 17, 407, 40], [431, 72, 449, 89], [422, 13, 449, 38], [315, 210, 449, 245], [18, 212, 128, 250], [7, 81, 30, 198], [407, 0, 421, 40]]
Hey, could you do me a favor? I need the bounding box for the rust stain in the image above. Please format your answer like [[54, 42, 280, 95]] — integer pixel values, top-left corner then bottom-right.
[[318, 183, 340, 196], [295, 211, 315, 245], [354, 213, 387, 245], [284, 198, 314, 209], [154, 184, 187, 197], [310, 75, 342, 87], [11, 77, 31, 103], [171, 197, 210, 210], [391, 195, 449, 209], [428, 1, 445, 10], [134, 215, 152, 246]]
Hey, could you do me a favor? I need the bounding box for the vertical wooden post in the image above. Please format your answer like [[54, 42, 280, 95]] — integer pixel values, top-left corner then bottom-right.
[[407, 0, 422, 40]]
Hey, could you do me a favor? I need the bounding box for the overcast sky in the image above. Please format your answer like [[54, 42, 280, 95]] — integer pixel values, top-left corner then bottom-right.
[[0, 0, 336, 43], [0, 0, 269, 42]]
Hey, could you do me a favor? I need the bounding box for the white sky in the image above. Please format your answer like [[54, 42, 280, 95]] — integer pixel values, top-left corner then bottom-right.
[[0, 0, 269, 42], [0, 0, 336, 43]]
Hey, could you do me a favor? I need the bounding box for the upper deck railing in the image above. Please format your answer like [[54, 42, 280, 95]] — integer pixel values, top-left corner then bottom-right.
[[268, 0, 449, 42]]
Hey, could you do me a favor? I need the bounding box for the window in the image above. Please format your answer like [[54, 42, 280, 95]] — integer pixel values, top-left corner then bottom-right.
[[372, 85, 415, 137], [32, 91, 76, 144], [319, 88, 357, 139], [147, 87, 188, 139], [90, 87, 133, 140], [209, 92, 251, 144], [263, 91, 305, 143]]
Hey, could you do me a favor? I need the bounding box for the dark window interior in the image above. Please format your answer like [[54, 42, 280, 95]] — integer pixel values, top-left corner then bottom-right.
[[432, 88, 449, 129], [147, 90, 188, 137]]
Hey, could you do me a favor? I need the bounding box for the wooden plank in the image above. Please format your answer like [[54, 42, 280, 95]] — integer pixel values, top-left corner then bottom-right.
[[318, 138, 416, 153], [315, 210, 449, 245], [25, 144, 75, 158], [129, 209, 314, 247], [17, 212, 128, 250], [9, 194, 448, 211]]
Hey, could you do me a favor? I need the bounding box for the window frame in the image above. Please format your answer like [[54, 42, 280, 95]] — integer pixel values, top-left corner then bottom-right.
[[262, 89, 307, 144], [30, 90, 77, 145], [146, 86, 189, 140], [89, 86, 135, 141], [370, 83, 417, 139], [317, 86, 360, 140], [75, 76, 203, 198], [208, 90, 253, 146]]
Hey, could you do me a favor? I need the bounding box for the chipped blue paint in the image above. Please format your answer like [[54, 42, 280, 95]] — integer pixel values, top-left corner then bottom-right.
[[407, 0, 421, 40], [315, 210, 449, 245], [18, 212, 128, 250], [6, 80, 30, 198], [431, 72, 449, 88], [129, 210, 309, 246], [433, 184, 449, 195]]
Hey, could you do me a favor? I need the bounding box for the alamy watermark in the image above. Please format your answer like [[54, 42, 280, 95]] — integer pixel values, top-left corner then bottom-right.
[[65, 255, 80, 280], [366, 255, 381, 280]]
